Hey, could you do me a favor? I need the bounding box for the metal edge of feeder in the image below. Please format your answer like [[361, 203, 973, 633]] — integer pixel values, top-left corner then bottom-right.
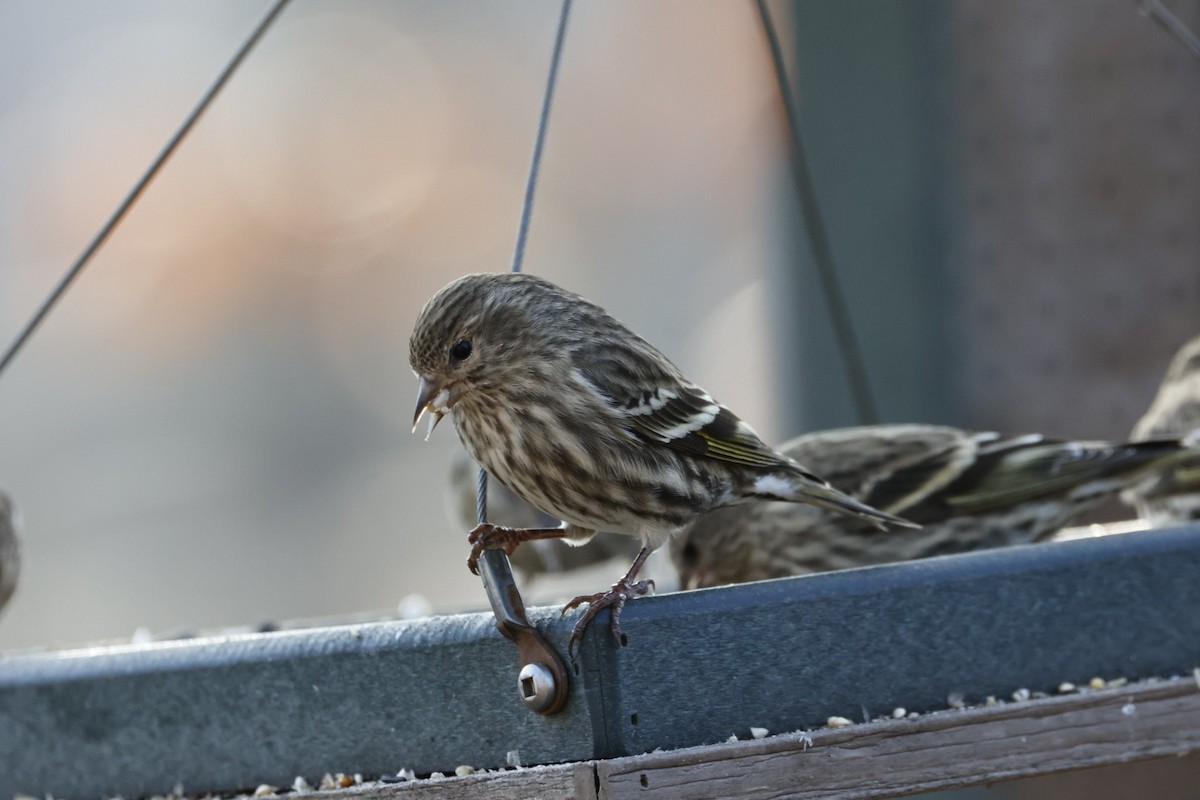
[[2, 524, 1200, 798], [581, 523, 1200, 758], [0, 606, 597, 799]]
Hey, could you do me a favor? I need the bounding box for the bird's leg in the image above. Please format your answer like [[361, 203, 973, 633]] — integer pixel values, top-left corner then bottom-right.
[[466, 523, 566, 576], [563, 546, 654, 654]]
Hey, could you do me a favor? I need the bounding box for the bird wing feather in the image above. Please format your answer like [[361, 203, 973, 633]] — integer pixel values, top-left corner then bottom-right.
[[571, 346, 785, 469], [940, 437, 1186, 515]]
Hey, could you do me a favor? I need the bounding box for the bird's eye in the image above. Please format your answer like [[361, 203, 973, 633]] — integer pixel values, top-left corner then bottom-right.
[[449, 339, 473, 362]]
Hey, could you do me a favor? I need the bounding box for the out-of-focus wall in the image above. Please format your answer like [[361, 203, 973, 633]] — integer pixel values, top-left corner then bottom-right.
[[949, 0, 1200, 439]]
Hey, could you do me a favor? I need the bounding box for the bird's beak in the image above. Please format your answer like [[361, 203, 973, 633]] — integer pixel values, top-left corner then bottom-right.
[[412, 375, 451, 440]]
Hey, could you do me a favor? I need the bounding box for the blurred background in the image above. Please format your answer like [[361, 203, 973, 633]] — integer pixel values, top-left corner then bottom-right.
[[0, 0, 1197, 657]]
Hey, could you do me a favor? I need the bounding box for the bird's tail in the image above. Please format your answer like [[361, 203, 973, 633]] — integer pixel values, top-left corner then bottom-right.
[[753, 469, 919, 530]]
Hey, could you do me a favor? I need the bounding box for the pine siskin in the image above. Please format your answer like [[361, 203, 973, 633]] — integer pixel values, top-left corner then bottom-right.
[[0, 492, 19, 616], [1124, 335, 1200, 526], [447, 449, 643, 578], [409, 273, 914, 647], [670, 424, 1195, 589]]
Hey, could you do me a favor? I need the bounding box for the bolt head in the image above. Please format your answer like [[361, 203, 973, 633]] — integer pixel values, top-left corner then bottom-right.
[[517, 662, 556, 712]]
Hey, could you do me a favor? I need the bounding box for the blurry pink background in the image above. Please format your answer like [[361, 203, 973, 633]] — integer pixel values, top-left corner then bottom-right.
[[0, 1, 796, 649]]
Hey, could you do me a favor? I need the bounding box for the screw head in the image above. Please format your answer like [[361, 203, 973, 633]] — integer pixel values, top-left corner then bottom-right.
[[517, 662, 556, 712]]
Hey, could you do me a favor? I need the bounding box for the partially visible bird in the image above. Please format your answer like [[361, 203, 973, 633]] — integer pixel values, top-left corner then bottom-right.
[[1124, 335, 1200, 526], [0, 492, 20, 616], [408, 272, 915, 649], [670, 424, 1194, 589], [447, 449, 643, 579]]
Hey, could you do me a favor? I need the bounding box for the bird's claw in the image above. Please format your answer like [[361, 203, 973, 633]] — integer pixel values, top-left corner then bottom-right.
[[465, 523, 522, 576], [563, 577, 655, 655]]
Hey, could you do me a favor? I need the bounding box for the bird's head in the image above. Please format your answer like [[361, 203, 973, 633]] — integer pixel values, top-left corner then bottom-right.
[[669, 506, 759, 590], [408, 272, 583, 437]]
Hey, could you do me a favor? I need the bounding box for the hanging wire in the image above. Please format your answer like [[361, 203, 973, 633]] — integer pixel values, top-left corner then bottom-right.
[[477, 0, 573, 525], [1139, 0, 1200, 61], [753, 0, 880, 425], [0, 0, 292, 381]]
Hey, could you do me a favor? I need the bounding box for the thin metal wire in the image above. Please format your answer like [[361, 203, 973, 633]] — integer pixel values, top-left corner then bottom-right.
[[753, 0, 879, 425], [478, 0, 573, 525], [510, 0, 573, 276], [475, 465, 489, 527], [1139, 0, 1200, 61], [0, 0, 292, 381]]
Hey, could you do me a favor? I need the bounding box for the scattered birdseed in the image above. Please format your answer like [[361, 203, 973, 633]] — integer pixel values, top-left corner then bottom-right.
[[1194, 667, 1200, 689], [727, 734, 740, 743], [1089, 677, 1106, 690], [907, 711, 920, 719], [1032, 691, 1049, 699], [947, 691, 966, 710], [1058, 682, 1076, 693], [1012, 688, 1030, 702], [252, 785, 276, 797], [750, 727, 769, 740], [291, 776, 312, 793], [826, 716, 852, 728], [318, 775, 337, 791], [1121, 702, 1136, 717], [891, 707, 906, 719], [455, 766, 476, 777], [986, 695, 999, 706], [429, 772, 445, 780], [397, 593, 434, 619], [506, 750, 522, 769], [337, 774, 355, 788], [1107, 677, 1128, 689]]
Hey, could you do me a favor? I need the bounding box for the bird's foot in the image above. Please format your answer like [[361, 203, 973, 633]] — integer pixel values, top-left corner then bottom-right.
[[466, 523, 564, 575], [563, 576, 655, 654]]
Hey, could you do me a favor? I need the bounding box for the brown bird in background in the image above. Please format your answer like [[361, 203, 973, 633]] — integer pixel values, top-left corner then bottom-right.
[[0, 492, 20, 616], [1124, 335, 1200, 526], [671, 424, 1193, 589]]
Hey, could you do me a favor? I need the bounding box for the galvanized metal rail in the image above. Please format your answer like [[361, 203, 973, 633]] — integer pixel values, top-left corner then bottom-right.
[[2, 524, 1199, 798]]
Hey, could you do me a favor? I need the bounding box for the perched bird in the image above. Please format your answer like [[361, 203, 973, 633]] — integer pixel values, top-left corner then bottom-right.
[[0, 492, 20, 616], [447, 449, 643, 578], [670, 424, 1195, 589], [409, 273, 914, 648], [1125, 335, 1200, 525]]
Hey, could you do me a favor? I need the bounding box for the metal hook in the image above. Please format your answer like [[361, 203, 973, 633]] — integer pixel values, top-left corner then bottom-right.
[[476, 547, 570, 715]]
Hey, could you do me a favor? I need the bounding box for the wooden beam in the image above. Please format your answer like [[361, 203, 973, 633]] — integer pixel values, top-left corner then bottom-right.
[[322, 763, 596, 800]]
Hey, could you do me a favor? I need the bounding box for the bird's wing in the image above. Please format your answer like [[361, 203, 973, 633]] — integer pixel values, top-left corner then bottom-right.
[[932, 436, 1188, 516], [779, 425, 984, 511], [571, 346, 787, 470]]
